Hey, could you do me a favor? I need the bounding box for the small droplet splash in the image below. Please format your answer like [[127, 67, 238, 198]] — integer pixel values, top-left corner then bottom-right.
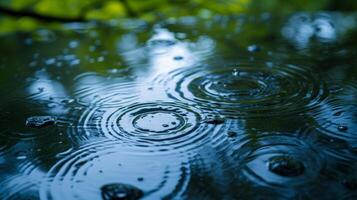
[[268, 156, 305, 177], [25, 116, 56, 128], [69, 101, 223, 153], [40, 140, 190, 200], [312, 103, 357, 143], [232, 133, 322, 189], [154, 62, 328, 118], [101, 183, 143, 200]]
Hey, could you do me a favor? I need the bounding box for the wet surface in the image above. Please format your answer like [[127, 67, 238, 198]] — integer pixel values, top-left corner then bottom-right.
[[0, 13, 357, 199]]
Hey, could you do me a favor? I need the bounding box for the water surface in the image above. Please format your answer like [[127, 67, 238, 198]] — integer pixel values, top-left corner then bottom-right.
[[0, 13, 357, 199]]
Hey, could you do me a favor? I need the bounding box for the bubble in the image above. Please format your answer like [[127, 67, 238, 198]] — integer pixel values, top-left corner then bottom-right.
[[40, 140, 190, 200], [155, 62, 328, 118]]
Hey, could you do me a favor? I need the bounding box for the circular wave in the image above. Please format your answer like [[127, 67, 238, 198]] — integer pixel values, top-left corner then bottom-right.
[[313, 102, 357, 144], [70, 102, 222, 153], [40, 140, 190, 200], [154, 62, 328, 118], [233, 133, 323, 189], [73, 73, 140, 108]]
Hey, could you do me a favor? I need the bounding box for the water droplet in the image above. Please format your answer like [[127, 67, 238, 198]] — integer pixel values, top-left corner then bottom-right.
[[232, 69, 240, 76], [25, 116, 56, 128], [268, 156, 305, 177], [101, 183, 143, 200], [203, 117, 225, 125], [173, 56, 183, 60], [338, 125, 348, 132], [227, 131, 237, 137]]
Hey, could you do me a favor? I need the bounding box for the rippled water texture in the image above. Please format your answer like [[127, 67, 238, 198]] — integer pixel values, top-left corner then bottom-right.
[[0, 13, 357, 199]]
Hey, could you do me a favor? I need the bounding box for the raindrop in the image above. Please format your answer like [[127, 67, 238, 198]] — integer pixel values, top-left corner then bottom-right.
[[173, 56, 184, 60], [203, 117, 225, 125], [232, 69, 240, 76], [338, 125, 348, 132], [101, 183, 143, 200], [268, 156, 305, 177], [227, 131, 237, 138], [25, 116, 56, 128]]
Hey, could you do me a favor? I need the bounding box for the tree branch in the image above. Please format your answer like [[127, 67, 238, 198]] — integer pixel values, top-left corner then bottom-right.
[[0, 5, 86, 22]]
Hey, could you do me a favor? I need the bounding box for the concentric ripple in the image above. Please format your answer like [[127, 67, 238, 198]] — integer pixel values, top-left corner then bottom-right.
[[234, 134, 322, 189], [40, 140, 190, 200], [155, 62, 328, 118], [70, 102, 221, 152], [73, 73, 140, 107], [313, 102, 357, 143]]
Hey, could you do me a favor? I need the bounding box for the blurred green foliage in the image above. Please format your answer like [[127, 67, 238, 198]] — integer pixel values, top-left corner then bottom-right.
[[0, 0, 356, 34]]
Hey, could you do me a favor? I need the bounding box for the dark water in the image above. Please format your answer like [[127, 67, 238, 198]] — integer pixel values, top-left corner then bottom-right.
[[0, 13, 357, 199]]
